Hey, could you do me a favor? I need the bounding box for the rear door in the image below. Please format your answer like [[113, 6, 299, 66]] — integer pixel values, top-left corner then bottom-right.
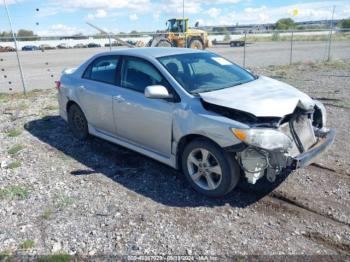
[[112, 56, 175, 156], [78, 55, 120, 134]]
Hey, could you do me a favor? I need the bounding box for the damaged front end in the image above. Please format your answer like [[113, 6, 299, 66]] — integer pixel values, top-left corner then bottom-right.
[[203, 100, 335, 184]]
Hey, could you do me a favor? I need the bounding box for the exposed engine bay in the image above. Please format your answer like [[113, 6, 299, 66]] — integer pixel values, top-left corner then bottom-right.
[[202, 99, 328, 184]]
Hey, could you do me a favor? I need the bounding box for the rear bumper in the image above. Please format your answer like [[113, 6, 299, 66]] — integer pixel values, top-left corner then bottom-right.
[[291, 128, 335, 169]]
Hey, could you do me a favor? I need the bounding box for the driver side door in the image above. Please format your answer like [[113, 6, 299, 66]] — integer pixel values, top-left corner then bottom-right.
[[112, 56, 176, 157]]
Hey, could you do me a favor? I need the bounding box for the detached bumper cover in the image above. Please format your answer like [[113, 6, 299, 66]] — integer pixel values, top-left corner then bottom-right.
[[291, 128, 336, 169]]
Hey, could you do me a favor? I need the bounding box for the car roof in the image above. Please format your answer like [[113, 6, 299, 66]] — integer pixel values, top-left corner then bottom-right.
[[97, 47, 205, 59]]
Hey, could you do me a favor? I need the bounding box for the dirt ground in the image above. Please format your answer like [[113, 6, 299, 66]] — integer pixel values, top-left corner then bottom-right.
[[0, 60, 349, 260]]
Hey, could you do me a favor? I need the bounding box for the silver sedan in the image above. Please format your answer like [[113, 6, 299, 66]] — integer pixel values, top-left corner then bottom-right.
[[57, 48, 335, 197]]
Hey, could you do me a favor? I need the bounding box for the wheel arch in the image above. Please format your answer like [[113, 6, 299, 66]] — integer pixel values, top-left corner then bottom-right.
[[66, 100, 79, 113], [66, 100, 88, 119], [176, 133, 223, 170]]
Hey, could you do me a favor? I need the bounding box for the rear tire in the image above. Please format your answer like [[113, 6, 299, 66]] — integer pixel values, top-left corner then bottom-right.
[[189, 39, 204, 50], [181, 139, 240, 197], [156, 40, 172, 47], [67, 104, 89, 140]]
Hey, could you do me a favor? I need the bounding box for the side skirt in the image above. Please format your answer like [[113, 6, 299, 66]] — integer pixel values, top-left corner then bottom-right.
[[88, 124, 177, 169]]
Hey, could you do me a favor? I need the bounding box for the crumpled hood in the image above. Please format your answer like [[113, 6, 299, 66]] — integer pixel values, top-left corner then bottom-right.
[[199, 76, 315, 118]]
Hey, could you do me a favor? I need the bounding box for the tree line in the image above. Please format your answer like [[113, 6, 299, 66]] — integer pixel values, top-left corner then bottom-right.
[[0, 29, 39, 41], [275, 18, 350, 30]]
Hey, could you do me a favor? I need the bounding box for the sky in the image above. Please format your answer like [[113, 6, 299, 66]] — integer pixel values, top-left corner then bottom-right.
[[1, 0, 350, 36]]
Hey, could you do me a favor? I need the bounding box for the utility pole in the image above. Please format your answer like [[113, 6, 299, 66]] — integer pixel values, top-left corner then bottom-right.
[[327, 5, 336, 62], [183, 0, 186, 48], [3, 0, 27, 94]]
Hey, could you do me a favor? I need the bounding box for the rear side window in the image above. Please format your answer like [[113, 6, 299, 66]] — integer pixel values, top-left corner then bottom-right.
[[83, 56, 119, 85], [121, 57, 170, 93]]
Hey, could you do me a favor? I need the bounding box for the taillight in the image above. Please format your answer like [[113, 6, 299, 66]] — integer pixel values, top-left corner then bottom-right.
[[55, 81, 61, 89]]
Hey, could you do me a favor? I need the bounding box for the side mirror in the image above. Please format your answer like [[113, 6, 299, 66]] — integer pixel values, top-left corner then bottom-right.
[[145, 85, 173, 99]]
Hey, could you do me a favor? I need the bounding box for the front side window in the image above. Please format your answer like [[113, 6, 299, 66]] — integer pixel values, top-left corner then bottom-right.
[[121, 57, 170, 93], [84, 56, 119, 84], [158, 52, 256, 94]]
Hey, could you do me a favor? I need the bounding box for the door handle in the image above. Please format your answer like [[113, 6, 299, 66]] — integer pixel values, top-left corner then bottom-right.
[[113, 95, 125, 103], [78, 85, 85, 90]]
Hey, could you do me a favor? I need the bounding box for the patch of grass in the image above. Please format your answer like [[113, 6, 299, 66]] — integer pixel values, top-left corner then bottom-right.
[[56, 195, 74, 210], [37, 252, 71, 262], [6, 128, 22, 137], [272, 69, 288, 78], [0, 185, 29, 200], [323, 60, 349, 70], [271, 32, 280, 41], [7, 144, 25, 155], [0, 89, 42, 101], [241, 32, 350, 42], [6, 160, 21, 170], [44, 104, 59, 111], [18, 103, 29, 110], [41, 208, 53, 220], [0, 93, 9, 102], [0, 249, 12, 259], [19, 239, 35, 250], [12, 89, 42, 100]]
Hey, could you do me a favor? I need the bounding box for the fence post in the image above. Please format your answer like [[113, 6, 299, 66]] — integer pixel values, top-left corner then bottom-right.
[[108, 34, 112, 52], [289, 31, 294, 65], [4, 0, 27, 94], [327, 5, 336, 61], [243, 31, 247, 67]]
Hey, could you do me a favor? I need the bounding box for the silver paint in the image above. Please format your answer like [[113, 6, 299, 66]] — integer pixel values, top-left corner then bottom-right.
[[57, 48, 332, 184]]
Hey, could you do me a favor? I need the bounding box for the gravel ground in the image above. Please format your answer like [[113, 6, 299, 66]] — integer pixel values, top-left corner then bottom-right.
[[0, 60, 349, 260]]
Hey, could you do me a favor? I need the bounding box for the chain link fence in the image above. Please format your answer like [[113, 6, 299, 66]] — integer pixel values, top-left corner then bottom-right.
[[1, 29, 349, 93]]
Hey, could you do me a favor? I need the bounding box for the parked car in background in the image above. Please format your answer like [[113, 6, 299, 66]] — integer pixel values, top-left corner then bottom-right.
[[0, 46, 16, 52], [57, 43, 71, 49], [73, 43, 87, 49], [22, 45, 39, 51], [104, 41, 122, 47], [39, 44, 56, 50], [126, 40, 136, 46], [212, 39, 245, 47], [87, 43, 101, 48], [57, 48, 335, 197]]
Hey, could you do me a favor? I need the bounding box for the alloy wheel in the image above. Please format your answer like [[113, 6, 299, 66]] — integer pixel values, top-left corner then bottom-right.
[[186, 148, 222, 191]]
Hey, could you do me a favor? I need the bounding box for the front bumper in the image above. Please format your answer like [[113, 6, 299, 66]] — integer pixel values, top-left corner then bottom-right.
[[291, 128, 336, 169]]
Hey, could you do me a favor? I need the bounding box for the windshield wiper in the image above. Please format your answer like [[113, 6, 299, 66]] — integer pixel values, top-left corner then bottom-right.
[[191, 80, 252, 94], [231, 81, 244, 87], [191, 87, 216, 94]]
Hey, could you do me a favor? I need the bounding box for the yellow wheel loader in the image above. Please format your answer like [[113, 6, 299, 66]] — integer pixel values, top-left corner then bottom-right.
[[147, 18, 210, 49]]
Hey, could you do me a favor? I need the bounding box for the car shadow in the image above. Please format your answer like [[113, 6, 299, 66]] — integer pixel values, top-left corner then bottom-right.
[[25, 115, 292, 208]]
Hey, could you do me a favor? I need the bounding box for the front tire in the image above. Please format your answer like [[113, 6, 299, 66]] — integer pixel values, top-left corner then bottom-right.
[[156, 40, 172, 47], [67, 104, 89, 140], [181, 139, 240, 197], [189, 39, 204, 50]]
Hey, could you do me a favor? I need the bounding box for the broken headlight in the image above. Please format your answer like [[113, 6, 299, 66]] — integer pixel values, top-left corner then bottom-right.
[[231, 128, 293, 151]]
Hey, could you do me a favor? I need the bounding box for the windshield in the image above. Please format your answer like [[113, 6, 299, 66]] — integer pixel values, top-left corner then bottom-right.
[[167, 19, 185, 33], [158, 52, 256, 94]]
